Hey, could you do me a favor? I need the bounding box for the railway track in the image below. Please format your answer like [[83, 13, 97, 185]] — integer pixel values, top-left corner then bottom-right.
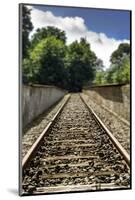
[[21, 93, 130, 195]]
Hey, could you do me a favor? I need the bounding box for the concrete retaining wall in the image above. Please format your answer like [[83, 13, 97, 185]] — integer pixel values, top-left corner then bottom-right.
[[22, 84, 66, 128], [83, 84, 130, 121]]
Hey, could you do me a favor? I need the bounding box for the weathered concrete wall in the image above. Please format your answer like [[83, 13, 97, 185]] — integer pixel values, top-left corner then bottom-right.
[[22, 84, 66, 128], [83, 84, 130, 121]]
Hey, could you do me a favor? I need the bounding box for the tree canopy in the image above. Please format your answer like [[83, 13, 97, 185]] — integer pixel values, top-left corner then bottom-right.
[[22, 5, 33, 58], [110, 43, 130, 64], [65, 38, 97, 91], [23, 36, 66, 87], [30, 26, 66, 49]]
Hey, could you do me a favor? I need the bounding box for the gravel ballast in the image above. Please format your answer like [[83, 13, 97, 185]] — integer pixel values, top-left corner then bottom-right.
[[81, 93, 130, 154]]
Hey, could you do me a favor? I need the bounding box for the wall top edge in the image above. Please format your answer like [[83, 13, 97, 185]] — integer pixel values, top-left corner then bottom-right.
[[23, 84, 67, 92], [83, 83, 130, 89]]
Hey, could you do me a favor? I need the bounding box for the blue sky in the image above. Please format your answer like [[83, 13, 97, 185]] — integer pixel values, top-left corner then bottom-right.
[[29, 5, 130, 68], [33, 5, 130, 40]]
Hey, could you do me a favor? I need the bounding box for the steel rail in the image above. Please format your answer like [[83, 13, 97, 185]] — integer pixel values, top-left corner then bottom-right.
[[80, 93, 130, 167], [22, 94, 71, 171]]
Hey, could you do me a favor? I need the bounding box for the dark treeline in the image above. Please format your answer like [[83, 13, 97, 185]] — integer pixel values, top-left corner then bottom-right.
[[22, 5, 130, 92]]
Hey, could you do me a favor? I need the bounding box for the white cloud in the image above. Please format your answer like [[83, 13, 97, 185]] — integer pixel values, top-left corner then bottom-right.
[[29, 7, 129, 68]]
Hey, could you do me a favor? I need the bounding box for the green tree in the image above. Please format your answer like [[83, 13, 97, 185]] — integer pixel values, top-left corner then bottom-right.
[[120, 56, 130, 83], [93, 59, 106, 85], [66, 38, 97, 91], [110, 55, 130, 83], [30, 26, 66, 49], [105, 65, 117, 83], [106, 44, 130, 84], [23, 36, 66, 87], [110, 43, 130, 65], [22, 5, 33, 58], [93, 70, 107, 85]]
